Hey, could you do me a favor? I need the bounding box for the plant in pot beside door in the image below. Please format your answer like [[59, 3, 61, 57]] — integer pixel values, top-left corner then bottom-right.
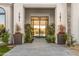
[[13, 24, 22, 44], [57, 24, 67, 44], [24, 24, 33, 43], [46, 23, 55, 43]]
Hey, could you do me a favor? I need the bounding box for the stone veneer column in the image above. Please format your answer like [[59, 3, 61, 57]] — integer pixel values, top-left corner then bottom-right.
[[55, 3, 67, 43], [71, 4, 79, 44], [14, 3, 24, 43]]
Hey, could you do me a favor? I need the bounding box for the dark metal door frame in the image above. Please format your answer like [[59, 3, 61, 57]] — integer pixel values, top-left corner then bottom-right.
[[31, 16, 49, 37]]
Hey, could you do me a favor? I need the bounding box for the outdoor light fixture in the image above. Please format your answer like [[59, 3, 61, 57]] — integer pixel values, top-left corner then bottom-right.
[[19, 12, 20, 22], [60, 12, 61, 23]]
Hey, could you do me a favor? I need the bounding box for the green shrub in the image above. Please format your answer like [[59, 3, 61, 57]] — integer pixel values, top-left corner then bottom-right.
[[47, 24, 55, 35], [0, 24, 5, 31], [46, 35, 55, 43], [24, 24, 33, 43], [65, 34, 76, 46], [46, 23, 55, 43], [1, 32, 9, 44], [63, 33, 67, 41], [0, 24, 5, 35], [24, 33, 32, 43]]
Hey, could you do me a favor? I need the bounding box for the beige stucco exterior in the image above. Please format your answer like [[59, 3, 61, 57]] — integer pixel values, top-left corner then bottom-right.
[[0, 3, 79, 44]]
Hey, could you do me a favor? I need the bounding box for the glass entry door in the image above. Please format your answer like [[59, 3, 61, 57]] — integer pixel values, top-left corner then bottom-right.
[[31, 16, 48, 37]]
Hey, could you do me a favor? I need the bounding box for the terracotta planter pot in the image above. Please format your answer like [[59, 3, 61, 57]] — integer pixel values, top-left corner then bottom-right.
[[13, 32, 22, 44], [57, 33, 66, 44]]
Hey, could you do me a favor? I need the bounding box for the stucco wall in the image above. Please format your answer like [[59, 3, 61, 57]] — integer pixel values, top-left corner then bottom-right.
[[14, 3, 24, 34], [55, 3, 67, 34], [71, 4, 79, 44], [25, 8, 55, 25], [1, 3, 79, 44], [0, 3, 70, 44]]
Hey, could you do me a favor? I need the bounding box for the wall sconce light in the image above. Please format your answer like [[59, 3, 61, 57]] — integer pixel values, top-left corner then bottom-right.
[[18, 12, 20, 22], [60, 12, 61, 22]]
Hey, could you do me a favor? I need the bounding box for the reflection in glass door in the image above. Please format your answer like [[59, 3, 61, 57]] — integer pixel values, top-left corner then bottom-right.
[[40, 17, 48, 36], [31, 17, 40, 36], [31, 16, 48, 37]]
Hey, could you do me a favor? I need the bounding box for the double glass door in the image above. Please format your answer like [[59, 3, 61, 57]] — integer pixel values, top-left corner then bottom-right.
[[31, 16, 48, 37]]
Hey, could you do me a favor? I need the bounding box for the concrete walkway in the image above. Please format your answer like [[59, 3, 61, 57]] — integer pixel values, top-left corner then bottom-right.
[[4, 38, 76, 56]]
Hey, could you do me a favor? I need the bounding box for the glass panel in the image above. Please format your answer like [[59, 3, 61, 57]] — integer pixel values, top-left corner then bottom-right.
[[31, 17, 40, 36], [0, 15, 5, 25], [31, 16, 48, 37], [0, 8, 5, 13], [40, 17, 48, 36], [0, 8, 5, 35]]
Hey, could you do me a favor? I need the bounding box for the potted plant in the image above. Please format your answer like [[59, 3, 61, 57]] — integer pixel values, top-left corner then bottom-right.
[[57, 24, 66, 44], [46, 23, 55, 43], [24, 24, 33, 43], [13, 24, 22, 44]]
